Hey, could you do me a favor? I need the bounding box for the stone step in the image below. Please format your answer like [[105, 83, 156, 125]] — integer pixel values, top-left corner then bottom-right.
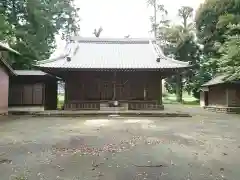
[[100, 107, 128, 111], [100, 102, 128, 108], [100, 103, 109, 108]]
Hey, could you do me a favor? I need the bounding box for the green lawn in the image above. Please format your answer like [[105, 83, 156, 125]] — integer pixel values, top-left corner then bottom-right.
[[163, 92, 199, 105], [58, 95, 64, 109]]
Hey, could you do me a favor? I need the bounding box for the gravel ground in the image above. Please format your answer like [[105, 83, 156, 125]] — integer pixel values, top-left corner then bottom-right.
[[0, 109, 240, 180]]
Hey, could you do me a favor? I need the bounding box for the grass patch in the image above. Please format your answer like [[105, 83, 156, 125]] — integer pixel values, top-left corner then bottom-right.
[[182, 100, 200, 105], [163, 92, 199, 105], [58, 95, 64, 109]]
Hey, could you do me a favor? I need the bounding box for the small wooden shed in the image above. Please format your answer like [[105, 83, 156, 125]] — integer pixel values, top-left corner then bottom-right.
[[200, 75, 240, 113], [9, 70, 58, 112]]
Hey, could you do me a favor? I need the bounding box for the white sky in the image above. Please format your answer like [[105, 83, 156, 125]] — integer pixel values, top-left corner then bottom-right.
[[53, 0, 204, 57]]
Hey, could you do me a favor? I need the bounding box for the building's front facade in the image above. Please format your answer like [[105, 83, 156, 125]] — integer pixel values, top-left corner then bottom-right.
[[37, 38, 190, 111], [63, 71, 163, 110]]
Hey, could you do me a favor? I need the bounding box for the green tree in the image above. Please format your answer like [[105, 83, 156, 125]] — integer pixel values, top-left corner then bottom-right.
[[193, 0, 240, 97], [147, 0, 170, 45], [147, 2, 200, 101], [164, 6, 199, 102], [0, 0, 80, 69], [195, 0, 240, 75], [0, 13, 14, 42], [217, 24, 240, 80]]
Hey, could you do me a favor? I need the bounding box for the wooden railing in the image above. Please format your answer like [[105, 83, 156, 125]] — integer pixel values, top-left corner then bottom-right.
[[64, 101, 100, 110], [64, 100, 163, 110]]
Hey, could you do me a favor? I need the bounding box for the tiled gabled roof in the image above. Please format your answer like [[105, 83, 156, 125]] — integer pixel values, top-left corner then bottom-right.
[[37, 38, 190, 70], [202, 74, 240, 87]]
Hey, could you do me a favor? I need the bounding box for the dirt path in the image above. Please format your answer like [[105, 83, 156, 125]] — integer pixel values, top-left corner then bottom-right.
[[0, 113, 239, 180]]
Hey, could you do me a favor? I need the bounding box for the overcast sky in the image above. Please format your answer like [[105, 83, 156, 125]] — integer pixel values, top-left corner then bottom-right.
[[53, 0, 204, 57]]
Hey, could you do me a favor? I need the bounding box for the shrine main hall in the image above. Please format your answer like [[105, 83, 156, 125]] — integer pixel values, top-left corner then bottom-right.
[[37, 38, 190, 111]]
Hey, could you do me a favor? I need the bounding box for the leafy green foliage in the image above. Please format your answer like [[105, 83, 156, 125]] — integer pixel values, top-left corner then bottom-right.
[[163, 6, 200, 101], [0, 13, 14, 42], [147, 0, 240, 99], [217, 24, 240, 80], [195, 0, 239, 55], [147, 1, 170, 45], [0, 0, 80, 69], [195, 0, 240, 84], [147, 2, 202, 101]]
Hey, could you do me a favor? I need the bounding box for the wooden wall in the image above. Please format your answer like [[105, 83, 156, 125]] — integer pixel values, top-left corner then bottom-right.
[[226, 84, 240, 107], [236, 85, 240, 106], [9, 83, 44, 106], [9, 76, 58, 110], [208, 85, 227, 107], [65, 71, 162, 104], [0, 65, 9, 114], [204, 84, 240, 108]]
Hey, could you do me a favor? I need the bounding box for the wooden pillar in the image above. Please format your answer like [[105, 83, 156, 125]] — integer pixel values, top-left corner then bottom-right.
[[143, 74, 147, 100], [226, 88, 229, 107], [64, 80, 69, 109], [176, 74, 182, 103], [159, 77, 162, 105], [200, 91, 205, 107], [226, 88, 237, 107], [144, 86, 147, 100]]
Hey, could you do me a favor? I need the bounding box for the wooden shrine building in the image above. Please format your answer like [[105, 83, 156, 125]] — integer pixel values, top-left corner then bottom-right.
[[37, 38, 190, 111]]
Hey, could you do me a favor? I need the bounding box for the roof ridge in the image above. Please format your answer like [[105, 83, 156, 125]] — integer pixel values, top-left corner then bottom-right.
[[70, 37, 156, 44]]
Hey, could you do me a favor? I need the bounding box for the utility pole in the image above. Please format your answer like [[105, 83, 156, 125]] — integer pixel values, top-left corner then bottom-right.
[[153, 0, 157, 38]]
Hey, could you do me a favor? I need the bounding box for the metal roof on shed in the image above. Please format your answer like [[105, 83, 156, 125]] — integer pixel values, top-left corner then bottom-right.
[[14, 70, 47, 76], [14, 70, 60, 79], [36, 38, 190, 70], [202, 74, 240, 87]]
